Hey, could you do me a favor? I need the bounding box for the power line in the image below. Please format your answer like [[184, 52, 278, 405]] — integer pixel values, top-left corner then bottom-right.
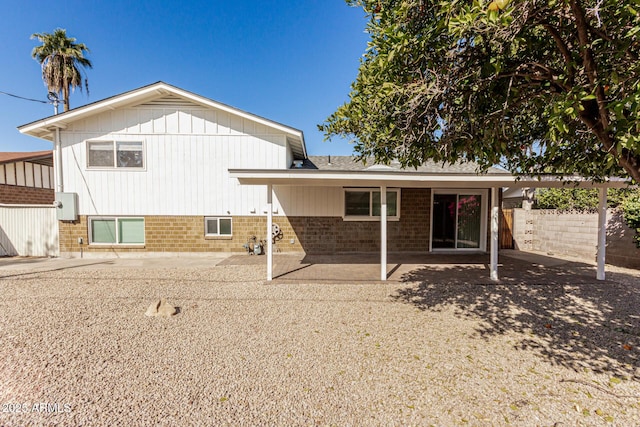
[[0, 90, 48, 104]]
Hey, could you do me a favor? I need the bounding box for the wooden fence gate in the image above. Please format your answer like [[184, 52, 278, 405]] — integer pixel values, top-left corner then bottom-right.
[[500, 208, 514, 249]]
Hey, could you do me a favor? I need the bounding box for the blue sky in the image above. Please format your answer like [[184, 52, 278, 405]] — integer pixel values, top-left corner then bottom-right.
[[0, 0, 369, 155]]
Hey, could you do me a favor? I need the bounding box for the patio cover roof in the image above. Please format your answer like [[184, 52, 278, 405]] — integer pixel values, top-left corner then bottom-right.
[[229, 168, 630, 189], [231, 156, 631, 283], [230, 155, 631, 188], [232, 155, 633, 188]]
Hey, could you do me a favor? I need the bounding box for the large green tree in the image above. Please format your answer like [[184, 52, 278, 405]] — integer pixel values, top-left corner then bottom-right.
[[321, 0, 640, 182], [31, 28, 92, 112]]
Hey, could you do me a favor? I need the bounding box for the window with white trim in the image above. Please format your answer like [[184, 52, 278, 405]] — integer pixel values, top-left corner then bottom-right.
[[205, 217, 232, 236], [343, 188, 400, 220], [87, 140, 144, 168], [89, 217, 145, 245]]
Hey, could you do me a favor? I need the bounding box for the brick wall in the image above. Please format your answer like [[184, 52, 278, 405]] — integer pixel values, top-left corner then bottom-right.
[[58, 189, 433, 256], [59, 215, 305, 254], [288, 188, 431, 253], [513, 208, 640, 269], [0, 184, 54, 205]]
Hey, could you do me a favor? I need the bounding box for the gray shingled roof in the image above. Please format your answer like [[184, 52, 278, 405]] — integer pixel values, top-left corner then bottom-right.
[[295, 156, 508, 174]]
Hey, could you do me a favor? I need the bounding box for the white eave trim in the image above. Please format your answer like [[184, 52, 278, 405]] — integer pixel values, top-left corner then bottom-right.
[[229, 169, 631, 189]]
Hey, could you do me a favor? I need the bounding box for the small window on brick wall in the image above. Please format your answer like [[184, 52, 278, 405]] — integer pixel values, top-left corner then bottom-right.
[[343, 188, 400, 221], [205, 217, 232, 236], [89, 217, 145, 244]]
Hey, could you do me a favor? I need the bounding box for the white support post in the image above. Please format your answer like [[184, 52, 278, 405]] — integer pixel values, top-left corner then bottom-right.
[[490, 187, 499, 281], [380, 186, 387, 281], [596, 187, 607, 281], [267, 184, 273, 281]]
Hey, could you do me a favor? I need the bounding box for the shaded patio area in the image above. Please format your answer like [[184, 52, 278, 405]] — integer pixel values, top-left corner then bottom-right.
[[218, 250, 634, 285]]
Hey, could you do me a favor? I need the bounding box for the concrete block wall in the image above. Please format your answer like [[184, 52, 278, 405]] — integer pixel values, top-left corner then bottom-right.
[[59, 215, 305, 255], [606, 210, 640, 269], [0, 185, 54, 205], [58, 188, 433, 256], [287, 188, 431, 254], [513, 208, 640, 269]]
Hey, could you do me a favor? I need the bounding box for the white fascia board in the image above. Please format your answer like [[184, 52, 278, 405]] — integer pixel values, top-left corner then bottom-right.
[[18, 85, 165, 138], [230, 170, 514, 188], [229, 169, 632, 188]]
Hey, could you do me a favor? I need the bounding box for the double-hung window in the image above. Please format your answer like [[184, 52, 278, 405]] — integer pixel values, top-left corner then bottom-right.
[[89, 217, 145, 245], [205, 217, 232, 237], [87, 140, 144, 168], [344, 188, 400, 220]]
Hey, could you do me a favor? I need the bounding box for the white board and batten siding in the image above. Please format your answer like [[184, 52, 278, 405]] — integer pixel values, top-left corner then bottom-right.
[[59, 99, 298, 216], [0, 205, 58, 256], [273, 186, 344, 217], [57, 97, 339, 218]]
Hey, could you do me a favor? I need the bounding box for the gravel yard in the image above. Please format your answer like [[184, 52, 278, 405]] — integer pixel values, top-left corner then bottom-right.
[[1, 258, 639, 426]]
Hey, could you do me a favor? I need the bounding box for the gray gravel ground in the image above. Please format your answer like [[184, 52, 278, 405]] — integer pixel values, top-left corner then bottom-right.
[[1, 261, 640, 426]]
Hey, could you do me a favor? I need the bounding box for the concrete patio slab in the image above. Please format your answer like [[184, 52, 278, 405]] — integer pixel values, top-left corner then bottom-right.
[[2, 250, 636, 286], [0, 254, 228, 274], [218, 250, 633, 284]]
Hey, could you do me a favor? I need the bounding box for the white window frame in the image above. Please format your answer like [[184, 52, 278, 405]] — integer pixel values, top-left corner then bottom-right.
[[88, 216, 145, 246], [204, 217, 233, 237], [342, 188, 401, 221], [430, 189, 488, 252], [86, 140, 145, 170]]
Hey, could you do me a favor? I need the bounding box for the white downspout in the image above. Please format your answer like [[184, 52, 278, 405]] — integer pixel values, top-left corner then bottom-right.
[[54, 126, 63, 193], [596, 187, 607, 281]]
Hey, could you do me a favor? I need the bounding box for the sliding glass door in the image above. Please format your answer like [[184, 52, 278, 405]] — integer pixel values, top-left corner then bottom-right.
[[432, 191, 486, 250], [432, 194, 457, 248]]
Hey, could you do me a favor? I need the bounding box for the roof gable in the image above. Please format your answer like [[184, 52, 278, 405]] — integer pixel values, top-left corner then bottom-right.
[[18, 82, 306, 158]]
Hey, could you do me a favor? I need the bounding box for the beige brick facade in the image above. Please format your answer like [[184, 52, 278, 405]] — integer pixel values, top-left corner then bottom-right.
[[288, 188, 431, 253], [59, 189, 434, 255], [60, 215, 305, 254]]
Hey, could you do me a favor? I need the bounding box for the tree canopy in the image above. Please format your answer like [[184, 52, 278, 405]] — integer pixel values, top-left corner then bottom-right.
[[320, 0, 640, 182], [31, 28, 92, 112]]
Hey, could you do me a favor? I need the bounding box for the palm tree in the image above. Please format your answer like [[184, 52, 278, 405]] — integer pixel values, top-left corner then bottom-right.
[[31, 28, 92, 112]]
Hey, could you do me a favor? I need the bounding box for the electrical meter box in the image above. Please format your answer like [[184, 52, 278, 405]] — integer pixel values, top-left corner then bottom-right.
[[55, 192, 78, 221]]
